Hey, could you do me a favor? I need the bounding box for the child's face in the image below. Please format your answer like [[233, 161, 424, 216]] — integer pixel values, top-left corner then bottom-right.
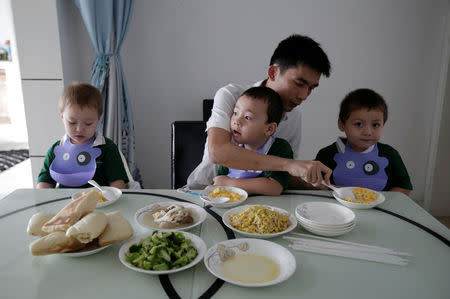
[[230, 95, 276, 149], [338, 108, 385, 152], [61, 105, 100, 145]]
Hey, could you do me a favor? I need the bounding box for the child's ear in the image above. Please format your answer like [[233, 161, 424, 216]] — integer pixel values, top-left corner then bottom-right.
[[265, 122, 277, 136], [338, 119, 345, 132]]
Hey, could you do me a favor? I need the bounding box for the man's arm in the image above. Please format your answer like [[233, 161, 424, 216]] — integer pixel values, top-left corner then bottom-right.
[[213, 175, 283, 196], [208, 127, 331, 186]]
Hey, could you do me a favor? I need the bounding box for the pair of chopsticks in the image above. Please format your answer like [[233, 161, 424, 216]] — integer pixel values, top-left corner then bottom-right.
[[284, 232, 413, 266]]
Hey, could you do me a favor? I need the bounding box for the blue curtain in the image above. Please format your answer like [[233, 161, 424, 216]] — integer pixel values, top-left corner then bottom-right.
[[75, 0, 141, 187]]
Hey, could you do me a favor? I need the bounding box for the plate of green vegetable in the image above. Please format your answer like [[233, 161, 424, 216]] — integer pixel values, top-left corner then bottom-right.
[[118, 231, 206, 275]]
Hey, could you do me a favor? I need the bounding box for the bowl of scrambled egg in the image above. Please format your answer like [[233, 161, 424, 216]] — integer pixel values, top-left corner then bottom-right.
[[333, 187, 385, 209], [222, 204, 297, 238], [200, 186, 248, 208]]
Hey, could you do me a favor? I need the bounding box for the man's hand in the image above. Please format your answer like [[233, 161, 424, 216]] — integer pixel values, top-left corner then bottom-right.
[[286, 160, 332, 187]]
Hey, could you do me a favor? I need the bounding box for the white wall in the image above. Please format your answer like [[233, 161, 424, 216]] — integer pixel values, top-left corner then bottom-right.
[[61, 0, 448, 205]]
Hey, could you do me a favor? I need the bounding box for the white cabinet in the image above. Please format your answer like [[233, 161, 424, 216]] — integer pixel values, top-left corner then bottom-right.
[[21, 80, 65, 156], [12, 0, 64, 185], [12, 0, 63, 79]]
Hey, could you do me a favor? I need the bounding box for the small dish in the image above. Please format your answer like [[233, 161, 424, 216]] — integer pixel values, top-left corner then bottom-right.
[[222, 205, 297, 239], [72, 187, 122, 208], [295, 202, 356, 226], [60, 243, 111, 257], [333, 190, 385, 209], [204, 238, 296, 287], [119, 232, 206, 275], [200, 186, 248, 208], [135, 202, 207, 232]]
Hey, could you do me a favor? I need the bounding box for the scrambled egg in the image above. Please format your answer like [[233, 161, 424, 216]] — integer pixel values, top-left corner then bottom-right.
[[209, 188, 244, 203], [344, 187, 377, 203], [229, 205, 290, 234]]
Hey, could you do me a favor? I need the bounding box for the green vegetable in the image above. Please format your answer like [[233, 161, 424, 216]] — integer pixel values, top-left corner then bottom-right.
[[125, 231, 198, 271]]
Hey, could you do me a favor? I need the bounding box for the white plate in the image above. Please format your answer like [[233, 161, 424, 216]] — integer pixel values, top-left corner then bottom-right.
[[296, 217, 355, 230], [135, 202, 207, 232], [119, 232, 206, 275], [72, 187, 122, 208], [60, 244, 111, 257], [295, 202, 355, 226], [299, 221, 356, 237], [200, 186, 248, 208], [222, 205, 297, 239], [298, 220, 356, 233], [204, 238, 296, 287], [333, 189, 385, 209]]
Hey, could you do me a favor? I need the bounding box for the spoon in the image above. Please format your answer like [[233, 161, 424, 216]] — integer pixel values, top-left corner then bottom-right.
[[88, 180, 116, 201], [321, 180, 355, 200], [177, 187, 229, 203]]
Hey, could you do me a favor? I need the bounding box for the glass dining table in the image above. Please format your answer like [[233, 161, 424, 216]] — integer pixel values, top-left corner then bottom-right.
[[0, 188, 449, 299]]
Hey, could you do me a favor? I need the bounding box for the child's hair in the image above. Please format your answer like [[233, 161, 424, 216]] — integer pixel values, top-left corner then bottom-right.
[[59, 82, 103, 117], [241, 86, 283, 125], [270, 34, 331, 77], [339, 88, 388, 124]]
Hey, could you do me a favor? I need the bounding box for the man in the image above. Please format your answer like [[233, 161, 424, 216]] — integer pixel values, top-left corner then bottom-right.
[[187, 34, 332, 189]]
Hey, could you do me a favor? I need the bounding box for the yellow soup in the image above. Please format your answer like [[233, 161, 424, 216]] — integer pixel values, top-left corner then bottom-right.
[[222, 254, 280, 283]]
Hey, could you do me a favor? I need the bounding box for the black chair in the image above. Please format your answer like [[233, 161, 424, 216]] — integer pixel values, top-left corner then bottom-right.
[[203, 99, 213, 121], [171, 121, 207, 189]]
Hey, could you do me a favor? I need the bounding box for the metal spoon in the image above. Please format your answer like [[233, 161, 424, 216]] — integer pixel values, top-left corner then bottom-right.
[[321, 180, 355, 200], [88, 180, 116, 201], [177, 187, 229, 203]]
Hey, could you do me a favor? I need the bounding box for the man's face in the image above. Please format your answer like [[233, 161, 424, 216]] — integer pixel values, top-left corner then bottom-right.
[[267, 64, 321, 112]]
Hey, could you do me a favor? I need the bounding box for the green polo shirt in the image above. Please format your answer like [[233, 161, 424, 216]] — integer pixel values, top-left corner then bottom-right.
[[38, 136, 129, 188], [315, 141, 413, 191], [217, 138, 293, 190]]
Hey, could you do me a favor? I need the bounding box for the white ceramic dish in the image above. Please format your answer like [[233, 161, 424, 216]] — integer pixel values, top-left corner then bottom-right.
[[204, 238, 296, 287], [333, 189, 385, 209], [295, 202, 355, 226], [60, 244, 111, 257], [135, 202, 207, 232], [200, 186, 248, 208], [72, 187, 122, 208], [222, 205, 297, 239], [119, 232, 206, 275], [298, 221, 356, 237], [296, 217, 355, 230]]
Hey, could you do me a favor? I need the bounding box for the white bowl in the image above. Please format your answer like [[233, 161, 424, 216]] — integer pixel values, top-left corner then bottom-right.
[[333, 189, 385, 209], [204, 238, 296, 287], [200, 186, 248, 208], [222, 205, 297, 239], [135, 202, 207, 232], [72, 187, 122, 208]]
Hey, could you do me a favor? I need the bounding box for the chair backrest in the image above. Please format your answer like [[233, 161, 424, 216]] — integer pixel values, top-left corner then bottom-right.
[[203, 99, 213, 121], [171, 121, 207, 189]]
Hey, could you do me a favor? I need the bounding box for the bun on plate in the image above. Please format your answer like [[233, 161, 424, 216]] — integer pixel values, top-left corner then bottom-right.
[[42, 190, 99, 233], [27, 213, 55, 236], [29, 231, 86, 255], [66, 211, 108, 243], [98, 211, 133, 247]]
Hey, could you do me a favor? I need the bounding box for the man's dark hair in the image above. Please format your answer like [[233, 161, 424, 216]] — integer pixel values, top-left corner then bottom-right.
[[339, 88, 388, 123], [241, 86, 283, 125], [270, 34, 331, 77]]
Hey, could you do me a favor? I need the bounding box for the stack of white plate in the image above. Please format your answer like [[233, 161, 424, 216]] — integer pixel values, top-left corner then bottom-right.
[[295, 202, 356, 237]]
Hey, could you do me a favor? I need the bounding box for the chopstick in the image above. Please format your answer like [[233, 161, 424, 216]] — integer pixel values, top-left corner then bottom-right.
[[288, 244, 409, 266], [285, 232, 413, 257], [284, 233, 412, 266]]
